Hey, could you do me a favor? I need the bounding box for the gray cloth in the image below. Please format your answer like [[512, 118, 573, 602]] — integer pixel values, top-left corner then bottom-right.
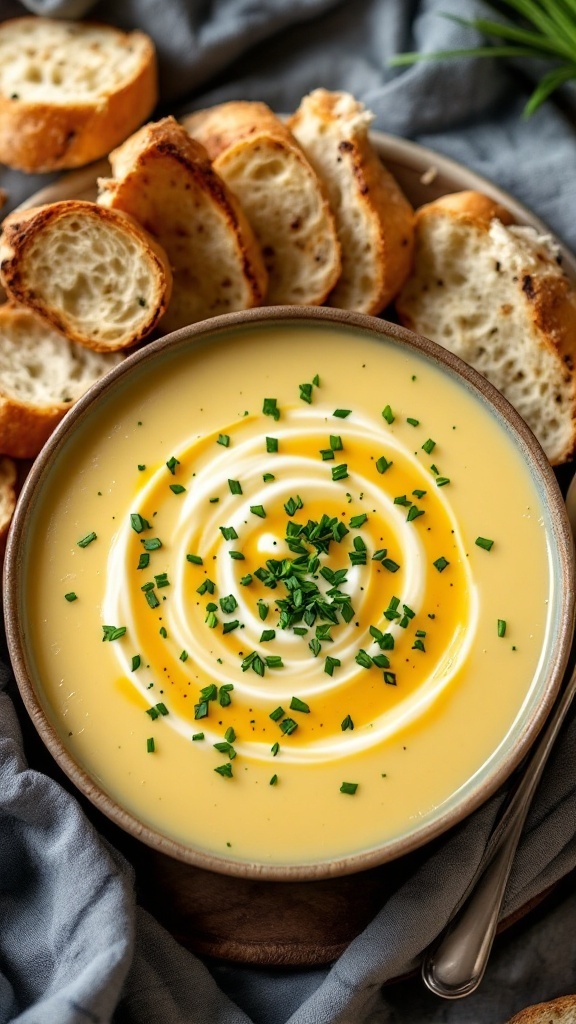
[[1, 1, 576, 1021]]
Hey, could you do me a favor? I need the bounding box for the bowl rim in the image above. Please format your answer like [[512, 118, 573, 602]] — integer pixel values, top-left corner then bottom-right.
[[5, 305, 575, 880]]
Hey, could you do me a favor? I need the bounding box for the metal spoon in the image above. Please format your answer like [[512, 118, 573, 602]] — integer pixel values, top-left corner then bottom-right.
[[421, 478, 576, 999]]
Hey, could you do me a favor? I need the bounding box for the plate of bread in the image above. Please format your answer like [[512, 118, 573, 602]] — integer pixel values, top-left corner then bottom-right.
[[0, 15, 575, 558]]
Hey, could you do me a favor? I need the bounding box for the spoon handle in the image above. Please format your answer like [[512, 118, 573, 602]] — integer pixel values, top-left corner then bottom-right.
[[422, 662, 576, 999]]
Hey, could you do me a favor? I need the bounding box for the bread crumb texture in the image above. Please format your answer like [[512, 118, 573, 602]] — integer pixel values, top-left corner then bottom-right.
[[506, 993, 576, 1024], [397, 195, 576, 464]]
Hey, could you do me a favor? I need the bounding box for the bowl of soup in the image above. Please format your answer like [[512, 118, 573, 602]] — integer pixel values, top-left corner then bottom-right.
[[5, 307, 574, 879]]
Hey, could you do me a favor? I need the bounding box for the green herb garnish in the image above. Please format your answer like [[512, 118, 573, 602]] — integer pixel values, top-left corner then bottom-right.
[[333, 409, 351, 418], [290, 696, 310, 713], [422, 438, 436, 454], [217, 434, 230, 447], [64, 592, 77, 602], [77, 531, 97, 548], [498, 619, 507, 637], [102, 625, 126, 641], [340, 781, 358, 795], [433, 556, 449, 572], [263, 398, 280, 420], [382, 405, 394, 424], [266, 437, 279, 453], [228, 479, 242, 495], [166, 456, 180, 475], [476, 536, 494, 551]]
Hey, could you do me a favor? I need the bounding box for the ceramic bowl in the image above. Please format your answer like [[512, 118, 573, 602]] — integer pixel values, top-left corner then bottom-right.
[[4, 306, 574, 879]]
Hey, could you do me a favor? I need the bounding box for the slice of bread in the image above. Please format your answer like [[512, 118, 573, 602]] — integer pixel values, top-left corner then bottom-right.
[[0, 303, 123, 458], [98, 116, 268, 333], [0, 454, 17, 560], [0, 17, 157, 173], [288, 89, 414, 315], [183, 101, 341, 305], [507, 994, 576, 1023], [0, 200, 172, 351], [396, 191, 576, 465]]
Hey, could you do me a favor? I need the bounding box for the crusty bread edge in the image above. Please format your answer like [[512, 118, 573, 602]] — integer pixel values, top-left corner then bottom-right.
[[0, 21, 157, 173], [396, 190, 576, 465], [506, 993, 576, 1024], [0, 200, 173, 351]]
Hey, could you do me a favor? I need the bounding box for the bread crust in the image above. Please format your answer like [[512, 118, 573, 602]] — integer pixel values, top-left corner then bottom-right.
[[184, 101, 341, 306], [396, 190, 576, 465], [507, 994, 576, 1024], [0, 19, 157, 173], [0, 200, 172, 351], [99, 116, 268, 329], [0, 454, 17, 561], [288, 89, 414, 315]]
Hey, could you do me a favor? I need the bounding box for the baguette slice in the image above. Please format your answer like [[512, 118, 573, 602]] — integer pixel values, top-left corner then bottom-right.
[[288, 89, 414, 314], [98, 116, 267, 333], [0, 454, 17, 561], [396, 191, 576, 465], [0, 17, 157, 173], [0, 303, 123, 458], [183, 101, 341, 305], [507, 995, 576, 1023], [0, 201, 172, 351]]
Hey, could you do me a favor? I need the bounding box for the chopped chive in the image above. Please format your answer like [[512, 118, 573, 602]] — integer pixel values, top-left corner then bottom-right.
[[64, 592, 77, 602], [146, 706, 159, 720], [394, 495, 412, 507], [219, 684, 233, 707], [219, 594, 238, 614], [219, 525, 238, 540], [206, 602, 217, 612], [269, 706, 285, 722], [265, 655, 283, 669], [436, 477, 451, 487], [430, 464, 439, 475], [382, 405, 394, 424], [415, 629, 426, 637], [217, 434, 230, 447], [260, 629, 276, 641], [324, 655, 341, 676], [407, 506, 424, 522], [205, 611, 218, 628], [375, 456, 392, 474], [141, 537, 162, 551], [228, 479, 242, 495], [433, 556, 449, 573], [138, 464, 146, 471], [170, 484, 186, 494], [349, 513, 367, 528], [102, 625, 126, 641], [194, 701, 209, 719], [355, 649, 372, 669], [200, 684, 217, 702], [384, 671, 397, 686], [250, 504, 266, 518], [258, 600, 268, 621], [270, 774, 278, 786], [223, 619, 240, 634], [166, 456, 180, 475], [320, 449, 335, 460], [145, 590, 160, 609], [383, 558, 400, 573], [341, 715, 354, 731], [196, 579, 215, 595], [215, 763, 233, 778], [271, 742, 280, 756], [293, 626, 308, 636], [263, 398, 280, 420], [77, 531, 97, 548], [299, 382, 313, 404], [309, 638, 321, 657], [230, 551, 245, 560], [476, 536, 494, 551], [330, 435, 343, 451], [156, 702, 169, 716], [146, 737, 155, 753], [266, 437, 278, 453], [263, 473, 275, 482], [130, 513, 150, 533], [186, 553, 203, 565], [284, 494, 303, 516], [422, 438, 436, 454], [209, 497, 219, 504], [333, 409, 351, 418], [192, 732, 204, 741], [131, 655, 141, 671], [240, 574, 253, 586], [312, 374, 320, 386], [412, 489, 426, 499], [137, 553, 150, 570], [498, 619, 507, 637], [340, 781, 358, 795], [412, 639, 426, 652], [290, 696, 310, 713], [331, 464, 348, 481], [407, 417, 419, 426], [179, 650, 188, 661], [280, 718, 298, 735], [154, 573, 169, 588], [372, 653, 390, 669], [372, 549, 387, 561]]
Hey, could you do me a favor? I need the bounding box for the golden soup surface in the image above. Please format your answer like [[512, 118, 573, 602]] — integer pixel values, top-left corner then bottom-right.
[[25, 322, 555, 866]]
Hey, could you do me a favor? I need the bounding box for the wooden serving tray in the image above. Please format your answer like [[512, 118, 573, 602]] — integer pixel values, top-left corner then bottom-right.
[[9, 131, 576, 966]]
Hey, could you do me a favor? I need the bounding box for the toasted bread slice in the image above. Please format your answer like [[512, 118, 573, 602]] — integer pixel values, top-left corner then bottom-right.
[[183, 101, 341, 305], [507, 995, 576, 1023], [0, 303, 123, 458], [288, 89, 414, 314], [0, 200, 172, 351], [396, 191, 576, 465], [98, 116, 267, 333], [0, 17, 157, 173]]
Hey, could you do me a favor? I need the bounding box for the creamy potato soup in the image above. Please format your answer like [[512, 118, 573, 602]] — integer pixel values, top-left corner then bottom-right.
[[24, 321, 556, 867]]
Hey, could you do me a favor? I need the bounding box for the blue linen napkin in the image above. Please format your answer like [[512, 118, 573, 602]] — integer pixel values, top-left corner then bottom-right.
[[1, 2, 576, 1022]]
